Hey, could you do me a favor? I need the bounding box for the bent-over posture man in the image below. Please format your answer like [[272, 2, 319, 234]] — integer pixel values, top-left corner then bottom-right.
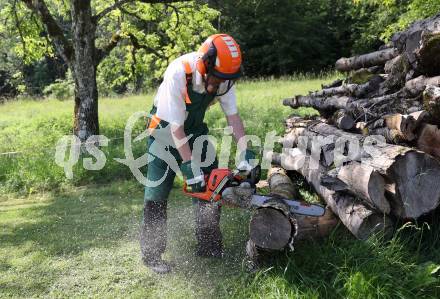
[[141, 34, 255, 274]]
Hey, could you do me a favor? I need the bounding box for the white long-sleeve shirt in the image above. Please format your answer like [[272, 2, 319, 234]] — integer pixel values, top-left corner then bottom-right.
[[153, 52, 238, 126]]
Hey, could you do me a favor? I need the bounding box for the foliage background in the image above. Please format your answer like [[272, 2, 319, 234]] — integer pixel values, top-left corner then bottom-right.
[[1, 0, 439, 99]]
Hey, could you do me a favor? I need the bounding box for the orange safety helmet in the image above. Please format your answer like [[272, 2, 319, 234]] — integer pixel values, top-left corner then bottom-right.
[[196, 34, 242, 80]]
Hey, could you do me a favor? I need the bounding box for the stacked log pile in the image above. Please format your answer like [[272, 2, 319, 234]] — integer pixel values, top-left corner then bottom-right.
[[270, 14, 440, 240]]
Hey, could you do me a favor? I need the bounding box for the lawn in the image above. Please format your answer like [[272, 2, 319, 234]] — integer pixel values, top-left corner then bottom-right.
[[1, 76, 440, 298]]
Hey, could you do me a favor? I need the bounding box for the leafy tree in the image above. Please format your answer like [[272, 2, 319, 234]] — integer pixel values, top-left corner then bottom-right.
[[4, 0, 217, 141]]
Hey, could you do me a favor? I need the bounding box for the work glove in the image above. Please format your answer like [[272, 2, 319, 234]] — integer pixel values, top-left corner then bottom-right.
[[180, 160, 206, 193], [237, 149, 257, 172]]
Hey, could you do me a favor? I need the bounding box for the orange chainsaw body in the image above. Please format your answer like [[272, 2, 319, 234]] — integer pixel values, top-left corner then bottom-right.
[[183, 168, 235, 202]]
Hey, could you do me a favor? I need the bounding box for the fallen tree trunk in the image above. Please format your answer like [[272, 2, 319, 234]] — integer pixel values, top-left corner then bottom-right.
[[335, 48, 399, 72], [282, 118, 440, 219], [268, 151, 393, 240]]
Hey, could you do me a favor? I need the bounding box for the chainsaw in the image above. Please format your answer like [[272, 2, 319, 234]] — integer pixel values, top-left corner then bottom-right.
[[183, 166, 325, 217]]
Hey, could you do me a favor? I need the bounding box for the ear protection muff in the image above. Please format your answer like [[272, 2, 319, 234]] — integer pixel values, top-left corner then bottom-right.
[[196, 37, 218, 76]]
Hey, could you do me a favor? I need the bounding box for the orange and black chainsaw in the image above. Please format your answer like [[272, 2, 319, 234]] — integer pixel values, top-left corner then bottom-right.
[[183, 166, 325, 217]]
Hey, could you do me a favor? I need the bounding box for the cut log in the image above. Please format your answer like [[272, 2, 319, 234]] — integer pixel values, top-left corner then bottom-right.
[[267, 167, 298, 199], [282, 118, 440, 219], [249, 204, 294, 250], [369, 127, 408, 144], [284, 90, 408, 123], [329, 109, 355, 131], [405, 76, 440, 96], [283, 95, 352, 116], [268, 151, 393, 240], [392, 13, 440, 76], [335, 48, 399, 72], [310, 75, 383, 98], [337, 162, 390, 214], [423, 85, 440, 124], [368, 113, 417, 142], [267, 167, 339, 242], [416, 124, 440, 161]]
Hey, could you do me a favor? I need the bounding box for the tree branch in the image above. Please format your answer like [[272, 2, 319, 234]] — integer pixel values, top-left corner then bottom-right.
[[129, 33, 166, 59], [94, 0, 192, 22], [20, 0, 73, 64], [95, 31, 122, 64]]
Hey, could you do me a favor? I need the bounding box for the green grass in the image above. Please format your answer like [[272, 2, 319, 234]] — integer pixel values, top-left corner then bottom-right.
[[1, 181, 440, 298], [1, 76, 440, 298]]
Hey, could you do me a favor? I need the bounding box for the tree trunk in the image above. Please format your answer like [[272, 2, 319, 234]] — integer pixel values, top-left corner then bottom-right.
[[294, 208, 339, 241], [71, 0, 99, 142], [335, 48, 398, 72]]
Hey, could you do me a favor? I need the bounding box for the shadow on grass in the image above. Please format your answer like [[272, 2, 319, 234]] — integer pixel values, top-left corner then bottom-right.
[[1, 182, 142, 256]]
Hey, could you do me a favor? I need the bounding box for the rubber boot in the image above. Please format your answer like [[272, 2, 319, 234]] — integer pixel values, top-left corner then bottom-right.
[[193, 200, 223, 258], [140, 200, 171, 274]]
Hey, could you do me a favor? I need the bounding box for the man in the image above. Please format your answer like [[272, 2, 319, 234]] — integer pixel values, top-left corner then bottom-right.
[[140, 34, 255, 274]]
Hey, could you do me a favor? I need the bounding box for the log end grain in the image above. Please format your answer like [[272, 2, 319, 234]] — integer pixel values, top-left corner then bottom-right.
[[249, 208, 293, 250]]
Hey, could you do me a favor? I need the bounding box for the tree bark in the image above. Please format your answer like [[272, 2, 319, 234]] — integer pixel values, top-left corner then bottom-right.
[[284, 90, 409, 123], [335, 48, 399, 72], [70, 0, 99, 141]]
